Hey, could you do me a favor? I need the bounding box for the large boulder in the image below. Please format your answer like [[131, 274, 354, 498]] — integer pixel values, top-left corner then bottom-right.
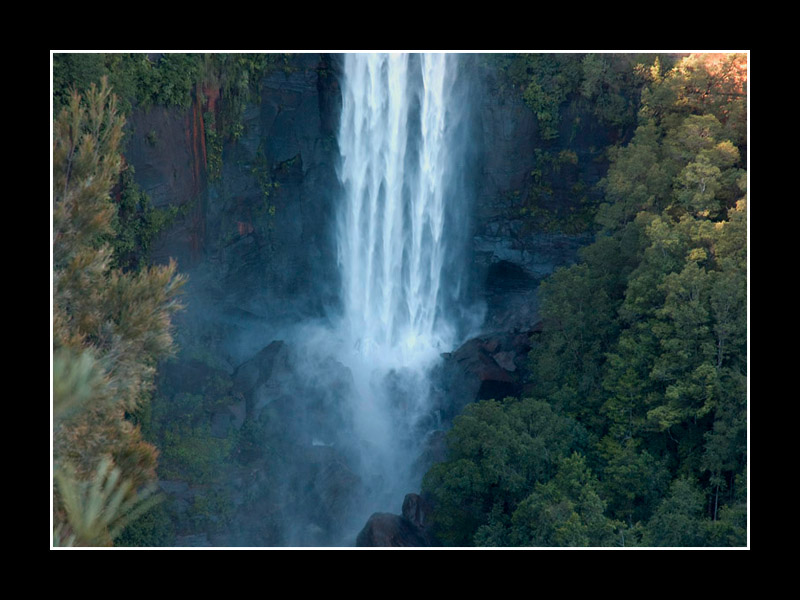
[[433, 324, 539, 427], [356, 494, 435, 547]]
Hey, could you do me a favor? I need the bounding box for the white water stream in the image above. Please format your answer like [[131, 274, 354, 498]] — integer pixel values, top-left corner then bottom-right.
[[338, 53, 457, 367], [335, 53, 465, 509]]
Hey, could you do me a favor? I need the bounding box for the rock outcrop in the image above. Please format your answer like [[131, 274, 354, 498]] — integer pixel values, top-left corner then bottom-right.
[[434, 327, 536, 426], [356, 493, 436, 547]]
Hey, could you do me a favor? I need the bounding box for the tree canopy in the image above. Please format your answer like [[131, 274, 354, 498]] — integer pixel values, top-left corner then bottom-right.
[[422, 53, 747, 547]]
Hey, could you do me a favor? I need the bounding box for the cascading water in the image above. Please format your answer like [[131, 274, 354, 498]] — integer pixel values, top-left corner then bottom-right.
[[338, 53, 456, 364], [334, 53, 471, 517]]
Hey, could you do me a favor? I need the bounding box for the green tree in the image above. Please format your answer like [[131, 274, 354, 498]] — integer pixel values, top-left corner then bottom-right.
[[422, 397, 585, 546], [596, 437, 670, 524], [510, 452, 618, 547], [53, 78, 185, 546], [521, 53, 747, 542], [644, 477, 709, 546], [705, 470, 747, 546], [641, 54, 747, 149], [529, 231, 642, 434]]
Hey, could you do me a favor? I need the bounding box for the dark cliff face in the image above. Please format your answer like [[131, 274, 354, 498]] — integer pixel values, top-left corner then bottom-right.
[[125, 54, 344, 367], [203, 54, 342, 325], [124, 103, 208, 270], [466, 56, 624, 333]]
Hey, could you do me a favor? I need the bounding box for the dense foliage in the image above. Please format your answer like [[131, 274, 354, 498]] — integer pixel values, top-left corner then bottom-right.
[[53, 53, 293, 143], [492, 53, 668, 140], [53, 53, 292, 114], [422, 53, 747, 547], [52, 79, 185, 546], [53, 52, 747, 547]]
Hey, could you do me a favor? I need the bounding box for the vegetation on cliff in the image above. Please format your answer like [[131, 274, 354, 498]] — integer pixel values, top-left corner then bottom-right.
[[489, 53, 679, 234], [52, 53, 301, 546], [492, 53, 667, 141], [53, 53, 295, 262], [421, 53, 748, 547], [52, 79, 185, 545]]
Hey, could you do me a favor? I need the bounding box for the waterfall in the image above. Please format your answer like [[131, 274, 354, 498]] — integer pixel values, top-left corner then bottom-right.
[[334, 53, 469, 513], [337, 53, 458, 367]]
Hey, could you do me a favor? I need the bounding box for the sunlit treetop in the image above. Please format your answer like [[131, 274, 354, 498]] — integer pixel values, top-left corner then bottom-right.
[[641, 53, 747, 148]]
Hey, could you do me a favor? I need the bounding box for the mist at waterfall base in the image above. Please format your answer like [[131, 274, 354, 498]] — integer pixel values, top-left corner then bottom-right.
[[226, 54, 483, 546]]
